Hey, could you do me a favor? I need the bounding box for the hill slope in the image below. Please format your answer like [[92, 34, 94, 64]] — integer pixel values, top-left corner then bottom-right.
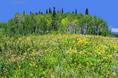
[[0, 34, 118, 78]]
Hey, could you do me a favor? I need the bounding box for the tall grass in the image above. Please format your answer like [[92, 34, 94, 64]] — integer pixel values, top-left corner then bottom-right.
[[0, 34, 118, 78]]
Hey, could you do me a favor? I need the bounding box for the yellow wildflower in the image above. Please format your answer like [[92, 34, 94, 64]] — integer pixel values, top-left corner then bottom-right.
[[77, 39, 88, 46], [66, 48, 77, 54], [96, 44, 108, 55]]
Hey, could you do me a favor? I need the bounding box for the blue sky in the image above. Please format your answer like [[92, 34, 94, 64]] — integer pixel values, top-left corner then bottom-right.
[[0, 0, 118, 32]]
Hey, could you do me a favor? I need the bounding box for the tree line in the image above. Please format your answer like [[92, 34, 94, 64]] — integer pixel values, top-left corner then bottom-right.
[[0, 7, 111, 36]]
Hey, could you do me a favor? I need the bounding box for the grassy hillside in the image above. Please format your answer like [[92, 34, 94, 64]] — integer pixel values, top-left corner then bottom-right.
[[0, 34, 118, 78]]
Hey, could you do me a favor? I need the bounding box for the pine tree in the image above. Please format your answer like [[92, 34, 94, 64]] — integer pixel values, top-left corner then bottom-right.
[[38, 11, 41, 14], [46, 9, 48, 14], [49, 8, 52, 14], [75, 9, 77, 14], [52, 7, 58, 30], [53, 7, 56, 17], [40, 12, 43, 14], [35, 12, 38, 15], [85, 8, 89, 15]]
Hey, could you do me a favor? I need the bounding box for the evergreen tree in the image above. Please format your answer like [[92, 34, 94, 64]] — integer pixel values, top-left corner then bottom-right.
[[53, 7, 56, 17], [85, 8, 89, 15], [38, 10, 42, 14], [49, 8, 52, 14], [75, 9, 77, 14], [46, 9, 49, 14], [35, 12, 38, 15], [52, 7, 58, 30], [61, 8, 64, 14], [40, 12, 43, 14]]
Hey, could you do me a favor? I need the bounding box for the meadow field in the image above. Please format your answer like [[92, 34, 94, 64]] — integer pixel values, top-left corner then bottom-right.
[[0, 34, 118, 78]]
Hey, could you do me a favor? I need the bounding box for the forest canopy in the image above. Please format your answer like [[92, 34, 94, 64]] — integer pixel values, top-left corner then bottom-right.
[[0, 8, 111, 36]]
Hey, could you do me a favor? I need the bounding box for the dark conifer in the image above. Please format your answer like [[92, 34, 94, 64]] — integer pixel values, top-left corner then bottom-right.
[[75, 9, 77, 14], [38, 11, 41, 14], [49, 7, 52, 14], [46, 9, 49, 14], [85, 8, 89, 15], [53, 7, 56, 17], [61, 8, 64, 14], [35, 12, 38, 15]]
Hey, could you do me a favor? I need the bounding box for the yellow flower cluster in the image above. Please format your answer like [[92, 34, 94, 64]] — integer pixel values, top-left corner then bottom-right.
[[66, 48, 77, 54], [77, 39, 89, 46], [96, 44, 108, 55]]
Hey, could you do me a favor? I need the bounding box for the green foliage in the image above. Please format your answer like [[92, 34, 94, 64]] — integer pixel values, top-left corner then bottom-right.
[[0, 34, 118, 77], [2, 8, 110, 36]]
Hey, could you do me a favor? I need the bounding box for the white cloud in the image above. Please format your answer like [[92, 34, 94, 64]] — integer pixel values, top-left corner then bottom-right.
[[111, 28, 118, 33]]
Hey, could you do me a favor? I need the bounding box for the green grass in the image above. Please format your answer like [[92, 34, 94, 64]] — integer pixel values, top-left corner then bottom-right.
[[0, 34, 118, 78]]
